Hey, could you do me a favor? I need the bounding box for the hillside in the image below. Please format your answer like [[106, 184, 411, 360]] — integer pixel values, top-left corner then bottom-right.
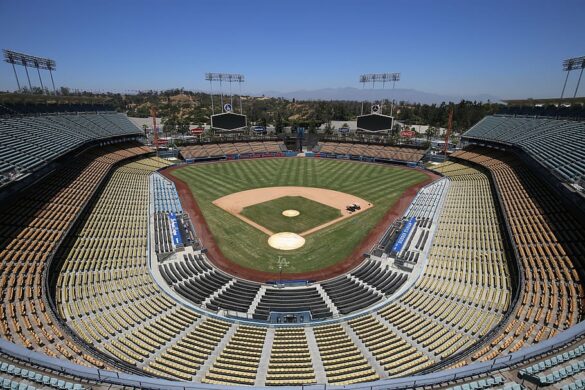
[[117, 89, 503, 133]]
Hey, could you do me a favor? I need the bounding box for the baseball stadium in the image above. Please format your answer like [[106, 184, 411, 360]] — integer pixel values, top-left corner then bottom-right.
[[1, 1, 585, 389]]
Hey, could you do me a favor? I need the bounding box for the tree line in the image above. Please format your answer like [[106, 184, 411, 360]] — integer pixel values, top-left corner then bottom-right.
[[114, 89, 504, 133], [23, 88, 584, 133]]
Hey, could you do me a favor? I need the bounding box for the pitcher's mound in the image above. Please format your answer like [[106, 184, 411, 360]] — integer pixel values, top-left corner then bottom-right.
[[282, 209, 300, 217], [268, 232, 305, 250]]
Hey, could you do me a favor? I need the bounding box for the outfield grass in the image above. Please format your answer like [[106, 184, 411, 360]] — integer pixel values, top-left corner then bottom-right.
[[240, 196, 342, 234], [171, 158, 427, 273]]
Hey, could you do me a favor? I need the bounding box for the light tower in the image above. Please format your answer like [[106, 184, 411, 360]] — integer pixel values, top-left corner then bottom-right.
[[560, 55, 585, 103], [359, 73, 400, 115], [356, 73, 400, 134], [205, 72, 245, 115], [3, 49, 57, 93], [205, 73, 247, 131]]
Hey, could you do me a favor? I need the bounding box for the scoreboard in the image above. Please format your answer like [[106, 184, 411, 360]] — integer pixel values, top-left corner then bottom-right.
[[211, 112, 247, 131], [356, 113, 394, 132]]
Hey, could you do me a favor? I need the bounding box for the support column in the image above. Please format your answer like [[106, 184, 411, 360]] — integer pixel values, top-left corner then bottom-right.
[[24, 64, 32, 90], [36, 66, 44, 92], [560, 70, 571, 103], [573, 67, 584, 99], [49, 69, 56, 94], [11, 62, 21, 91]]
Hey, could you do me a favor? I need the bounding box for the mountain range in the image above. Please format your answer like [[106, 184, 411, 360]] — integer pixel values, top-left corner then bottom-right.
[[256, 87, 501, 105]]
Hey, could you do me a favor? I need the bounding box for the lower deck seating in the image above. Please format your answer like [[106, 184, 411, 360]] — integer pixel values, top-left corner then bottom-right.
[[202, 325, 267, 386], [144, 318, 230, 381], [207, 279, 260, 313], [452, 147, 584, 360], [339, 162, 512, 374], [160, 254, 211, 280], [253, 287, 332, 320], [265, 328, 316, 386], [164, 251, 407, 317], [153, 212, 174, 253], [417, 162, 511, 329], [320, 260, 408, 315], [313, 323, 379, 385], [0, 142, 150, 366], [349, 314, 434, 376], [44, 147, 554, 385], [321, 276, 381, 314], [55, 158, 209, 366], [174, 270, 232, 305], [351, 260, 408, 294], [151, 172, 183, 213]]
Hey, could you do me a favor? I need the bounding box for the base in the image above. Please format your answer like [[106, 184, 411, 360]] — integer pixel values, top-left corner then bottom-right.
[[282, 209, 300, 217]]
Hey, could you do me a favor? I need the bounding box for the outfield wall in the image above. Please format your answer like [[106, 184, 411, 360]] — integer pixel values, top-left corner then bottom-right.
[[183, 151, 424, 166]]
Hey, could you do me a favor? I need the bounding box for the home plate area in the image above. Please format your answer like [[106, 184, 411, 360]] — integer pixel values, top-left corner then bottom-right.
[[212, 186, 373, 250], [267, 232, 306, 250]]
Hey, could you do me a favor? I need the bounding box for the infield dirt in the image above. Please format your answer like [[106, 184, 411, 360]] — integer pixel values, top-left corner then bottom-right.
[[162, 160, 439, 282], [212, 186, 373, 236]]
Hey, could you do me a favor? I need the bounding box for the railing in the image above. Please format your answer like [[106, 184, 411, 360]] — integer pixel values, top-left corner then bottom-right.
[[1, 320, 584, 389]]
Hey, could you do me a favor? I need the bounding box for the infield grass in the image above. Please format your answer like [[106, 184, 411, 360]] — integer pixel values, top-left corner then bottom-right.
[[170, 158, 427, 274], [240, 196, 342, 234]]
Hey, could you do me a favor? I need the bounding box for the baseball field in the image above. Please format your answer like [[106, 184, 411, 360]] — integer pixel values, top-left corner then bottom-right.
[[169, 158, 428, 274]]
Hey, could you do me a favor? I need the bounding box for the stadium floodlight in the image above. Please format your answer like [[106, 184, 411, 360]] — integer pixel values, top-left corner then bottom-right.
[[359, 72, 400, 87], [359, 72, 401, 116], [3, 49, 57, 93], [562, 56, 585, 72], [205, 72, 246, 115], [205, 72, 245, 83], [560, 55, 585, 101]]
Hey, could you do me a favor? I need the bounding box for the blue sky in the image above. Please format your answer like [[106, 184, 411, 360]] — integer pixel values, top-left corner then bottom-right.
[[1, 0, 584, 99]]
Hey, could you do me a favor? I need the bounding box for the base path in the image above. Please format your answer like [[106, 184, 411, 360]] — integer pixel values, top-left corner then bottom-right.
[[212, 186, 373, 237], [162, 160, 440, 282]]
